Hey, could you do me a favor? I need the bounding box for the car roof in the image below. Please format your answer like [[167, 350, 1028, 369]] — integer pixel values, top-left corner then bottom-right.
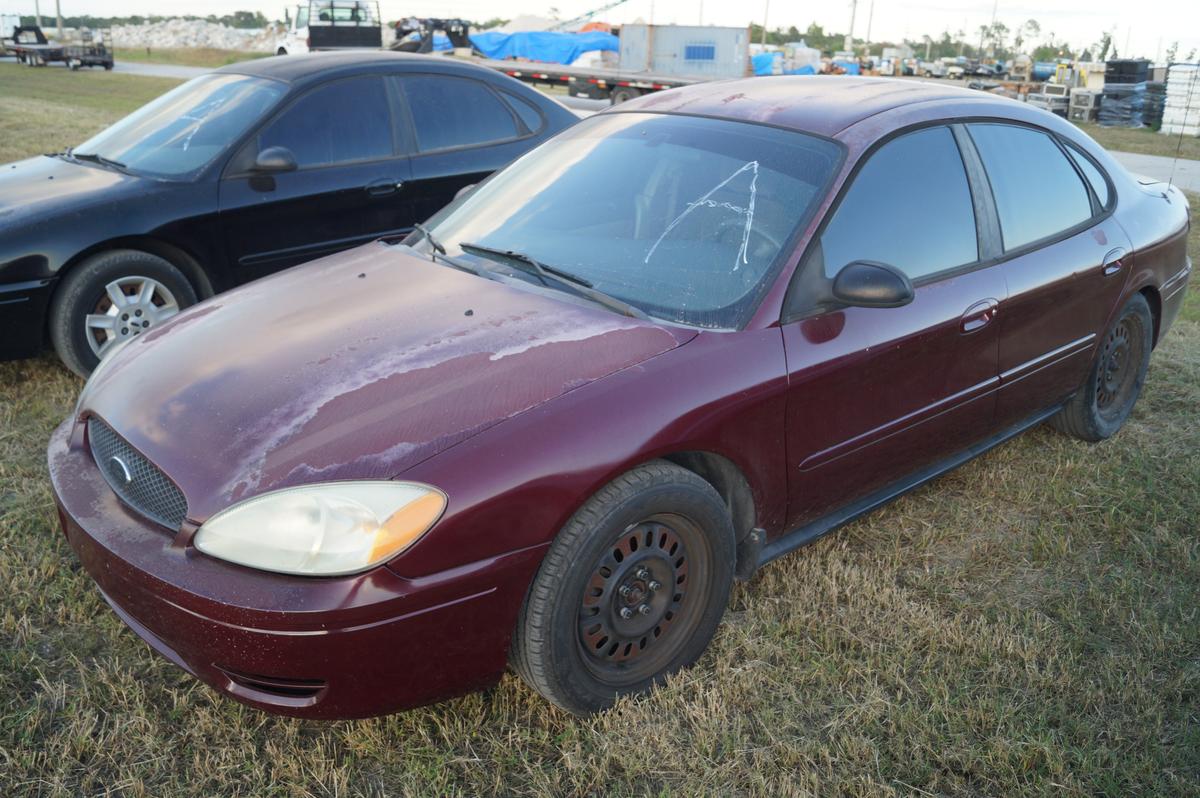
[[615, 75, 1004, 138], [216, 50, 503, 86]]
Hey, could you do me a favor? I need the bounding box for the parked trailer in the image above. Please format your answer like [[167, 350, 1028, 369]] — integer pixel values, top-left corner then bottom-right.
[[478, 57, 703, 103], [8, 25, 113, 69], [470, 24, 751, 104]]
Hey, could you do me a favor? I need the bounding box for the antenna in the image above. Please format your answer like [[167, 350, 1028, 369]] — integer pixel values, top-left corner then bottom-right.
[[1167, 61, 1198, 191]]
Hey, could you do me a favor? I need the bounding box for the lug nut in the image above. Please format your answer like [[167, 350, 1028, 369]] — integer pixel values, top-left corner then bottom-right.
[[636, 567, 650, 580], [619, 585, 633, 598], [619, 607, 633, 619], [638, 604, 652, 616], [648, 580, 662, 592]]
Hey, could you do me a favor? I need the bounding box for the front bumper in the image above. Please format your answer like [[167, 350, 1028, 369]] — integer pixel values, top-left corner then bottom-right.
[[48, 418, 546, 719]]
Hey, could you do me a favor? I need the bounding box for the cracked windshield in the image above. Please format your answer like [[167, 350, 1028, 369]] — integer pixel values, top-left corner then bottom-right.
[[419, 112, 842, 328]]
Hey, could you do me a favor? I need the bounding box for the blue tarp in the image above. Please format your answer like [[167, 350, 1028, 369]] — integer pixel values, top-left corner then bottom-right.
[[832, 59, 860, 75], [752, 51, 781, 76], [785, 63, 816, 75], [469, 30, 619, 64]]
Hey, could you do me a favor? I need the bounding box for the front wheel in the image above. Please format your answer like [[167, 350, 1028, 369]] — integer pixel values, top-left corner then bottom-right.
[[1049, 293, 1153, 442], [48, 249, 197, 377], [512, 461, 735, 715]]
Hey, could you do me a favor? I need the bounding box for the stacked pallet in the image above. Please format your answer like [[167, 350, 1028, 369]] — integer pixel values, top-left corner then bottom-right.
[[1099, 59, 1151, 127], [1162, 63, 1200, 137]]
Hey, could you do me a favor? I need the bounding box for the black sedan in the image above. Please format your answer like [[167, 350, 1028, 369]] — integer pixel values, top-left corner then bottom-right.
[[0, 51, 577, 375]]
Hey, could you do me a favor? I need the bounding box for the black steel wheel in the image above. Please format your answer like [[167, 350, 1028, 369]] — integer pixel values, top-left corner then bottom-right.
[[1050, 293, 1153, 442], [512, 461, 735, 715]]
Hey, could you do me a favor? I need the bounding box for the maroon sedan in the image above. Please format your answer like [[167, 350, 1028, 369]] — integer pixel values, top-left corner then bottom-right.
[[50, 77, 1191, 717]]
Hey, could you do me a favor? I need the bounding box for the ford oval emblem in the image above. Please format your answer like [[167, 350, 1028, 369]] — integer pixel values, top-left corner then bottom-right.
[[107, 455, 133, 486]]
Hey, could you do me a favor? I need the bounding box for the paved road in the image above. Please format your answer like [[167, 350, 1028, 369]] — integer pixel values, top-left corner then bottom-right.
[[111, 61, 208, 79], [1109, 151, 1200, 192]]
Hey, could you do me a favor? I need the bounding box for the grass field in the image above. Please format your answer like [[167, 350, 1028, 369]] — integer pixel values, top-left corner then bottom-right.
[[1, 65, 1199, 797], [113, 47, 272, 68], [1075, 121, 1200, 161]]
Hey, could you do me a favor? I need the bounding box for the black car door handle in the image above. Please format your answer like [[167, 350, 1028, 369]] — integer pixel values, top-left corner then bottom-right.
[[365, 179, 404, 197], [1102, 248, 1126, 276]]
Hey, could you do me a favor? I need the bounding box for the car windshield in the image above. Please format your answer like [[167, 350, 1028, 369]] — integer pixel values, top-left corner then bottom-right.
[[419, 112, 842, 329], [72, 74, 286, 179]]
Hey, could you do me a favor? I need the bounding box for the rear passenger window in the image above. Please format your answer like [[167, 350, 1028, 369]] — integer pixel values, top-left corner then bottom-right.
[[968, 124, 1093, 250], [1064, 144, 1111, 209], [258, 76, 392, 168], [819, 126, 978, 281], [401, 75, 520, 152]]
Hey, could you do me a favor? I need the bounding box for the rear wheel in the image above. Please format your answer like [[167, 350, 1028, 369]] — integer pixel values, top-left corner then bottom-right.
[[610, 86, 642, 104], [512, 461, 734, 715], [1049, 293, 1153, 442], [48, 249, 197, 377]]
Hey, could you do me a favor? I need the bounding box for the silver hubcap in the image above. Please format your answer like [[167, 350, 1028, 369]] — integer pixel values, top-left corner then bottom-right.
[[85, 276, 180, 360]]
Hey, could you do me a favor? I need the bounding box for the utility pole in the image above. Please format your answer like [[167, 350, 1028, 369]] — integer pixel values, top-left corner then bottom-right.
[[844, 0, 857, 53], [55, 0, 62, 38], [865, 0, 874, 46], [34, 0, 42, 28], [698, 0, 703, 25], [761, 0, 769, 46]]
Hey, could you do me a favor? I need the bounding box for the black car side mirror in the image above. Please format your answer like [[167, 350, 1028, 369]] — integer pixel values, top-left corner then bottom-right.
[[831, 261, 915, 308], [253, 146, 298, 173]]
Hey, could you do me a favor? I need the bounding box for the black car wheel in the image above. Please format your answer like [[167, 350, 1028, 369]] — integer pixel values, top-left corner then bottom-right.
[[49, 249, 197, 377], [1050, 293, 1153, 442], [512, 461, 735, 715]]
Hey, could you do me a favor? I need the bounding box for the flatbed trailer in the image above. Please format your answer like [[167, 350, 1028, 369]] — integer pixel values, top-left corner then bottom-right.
[[470, 56, 704, 103], [9, 26, 113, 70]]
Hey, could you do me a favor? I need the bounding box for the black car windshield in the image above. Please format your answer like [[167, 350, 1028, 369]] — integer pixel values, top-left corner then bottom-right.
[[420, 112, 841, 328], [72, 74, 285, 179]]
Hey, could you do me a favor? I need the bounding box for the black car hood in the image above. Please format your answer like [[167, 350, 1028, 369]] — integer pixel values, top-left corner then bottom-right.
[[0, 156, 145, 226]]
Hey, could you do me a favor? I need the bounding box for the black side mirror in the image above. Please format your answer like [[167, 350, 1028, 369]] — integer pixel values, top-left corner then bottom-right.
[[253, 146, 298, 173], [831, 260, 915, 308]]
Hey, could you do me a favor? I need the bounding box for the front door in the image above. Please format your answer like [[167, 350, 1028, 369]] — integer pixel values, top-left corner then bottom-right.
[[218, 74, 412, 283], [781, 125, 1006, 528]]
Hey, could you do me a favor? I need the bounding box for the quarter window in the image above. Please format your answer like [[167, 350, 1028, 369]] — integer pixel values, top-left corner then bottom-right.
[[1064, 144, 1111, 209], [819, 126, 978, 281], [257, 76, 392, 168], [968, 124, 1093, 251], [401, 75, 520, 152]]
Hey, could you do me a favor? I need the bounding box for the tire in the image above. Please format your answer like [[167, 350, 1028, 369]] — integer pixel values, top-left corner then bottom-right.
[[512, 460, 735, 715], [1049, 293, 1153, 442], [610, 86, 642, 104], [48, 249, 197, 377]]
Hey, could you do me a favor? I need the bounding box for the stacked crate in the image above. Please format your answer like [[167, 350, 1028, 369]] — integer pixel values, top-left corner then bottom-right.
[[1069, 89, 1099, 122], [1099, 59, 1150, 127], [1161, 63, 1199, 137]]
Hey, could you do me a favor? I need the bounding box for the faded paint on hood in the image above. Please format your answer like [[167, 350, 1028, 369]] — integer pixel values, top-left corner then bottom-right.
[[80, 241, 694, 521]]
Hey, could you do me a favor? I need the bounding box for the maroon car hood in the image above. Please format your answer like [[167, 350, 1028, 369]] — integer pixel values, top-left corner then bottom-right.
[[81, 242, 694, 521]]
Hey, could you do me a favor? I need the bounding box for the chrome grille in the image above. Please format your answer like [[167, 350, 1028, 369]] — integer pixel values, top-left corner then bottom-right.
[[87, 418, 188, 530]]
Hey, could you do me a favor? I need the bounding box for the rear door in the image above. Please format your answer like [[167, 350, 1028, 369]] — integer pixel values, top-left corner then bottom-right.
[[781, 125, 1006, 527], [394, 74, 548, 225], [218, 74, 410, 283], [963, 123, 1132, 427]]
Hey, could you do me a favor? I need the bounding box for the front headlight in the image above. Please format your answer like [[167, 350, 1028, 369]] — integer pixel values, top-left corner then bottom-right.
[[193, 482, 446, 576]]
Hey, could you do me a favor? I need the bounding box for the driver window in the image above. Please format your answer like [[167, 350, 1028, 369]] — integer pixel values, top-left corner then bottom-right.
[[256, 77, 393, 169], [818, 126, 978, 282]]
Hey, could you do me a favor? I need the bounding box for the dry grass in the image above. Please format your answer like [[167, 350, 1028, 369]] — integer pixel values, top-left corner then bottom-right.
[[1, 66, 1199, 797], [1075, 121, 1200, 161]]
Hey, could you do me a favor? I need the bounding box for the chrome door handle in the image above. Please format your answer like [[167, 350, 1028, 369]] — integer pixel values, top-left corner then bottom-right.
[[960, 298, 999, 334], [1102, 247, 1126, 276]]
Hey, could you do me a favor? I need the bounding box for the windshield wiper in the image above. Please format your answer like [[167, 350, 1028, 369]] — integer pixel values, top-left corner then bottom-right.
[[409, 224, 495, 280], [459, 242, 648, 320], [70, 150, 128, 172]]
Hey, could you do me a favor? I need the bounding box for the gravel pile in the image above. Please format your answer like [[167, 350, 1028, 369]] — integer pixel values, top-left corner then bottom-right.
[[110, 19, 279, 51]]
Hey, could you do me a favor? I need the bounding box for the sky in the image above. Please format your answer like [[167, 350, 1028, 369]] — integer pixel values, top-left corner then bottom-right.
[[17, 0, 1200, 60]]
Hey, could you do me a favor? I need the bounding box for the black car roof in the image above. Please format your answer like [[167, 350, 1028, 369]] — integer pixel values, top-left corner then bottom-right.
[[216, 51, 504, 86]]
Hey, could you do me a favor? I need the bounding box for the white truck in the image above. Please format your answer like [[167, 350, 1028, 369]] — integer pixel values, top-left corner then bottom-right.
[[274, 0, 382, 55]]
